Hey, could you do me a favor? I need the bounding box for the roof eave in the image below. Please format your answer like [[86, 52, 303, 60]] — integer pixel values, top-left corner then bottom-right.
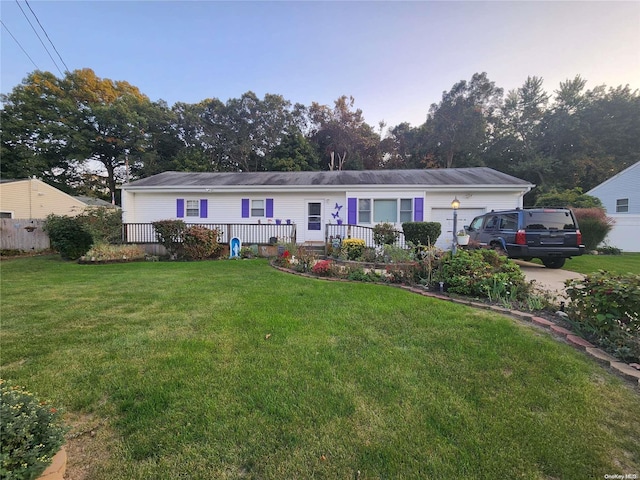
[[121, 183, 534, 193]]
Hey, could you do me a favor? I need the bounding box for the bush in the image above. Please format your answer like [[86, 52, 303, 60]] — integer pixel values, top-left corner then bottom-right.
[[381, 244, 413, 263], [341, 239, 366, 260], [81, 244, 146, 262], [182, 226, 223, 260], [44, 214, 93, 260], [402, 222, 441, 246], [152, 220, 186, 259], [372, 223, 399, 246], [534, 188, 603, 208], [596, 245, 622, 255], [78, 207, 122, 244], [0, 380, 67, 480], [347, 267, 380, 282], [292, 247, 316, 273], [438, 249, 528, 301], [565, 271, 639, 363], [311, 259, 333, 276], [573, 208, 614, 251]]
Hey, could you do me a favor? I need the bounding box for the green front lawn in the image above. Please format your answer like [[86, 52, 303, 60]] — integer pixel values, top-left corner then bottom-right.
[[1, 256, 639, 479], [563, 252, 640, 275]]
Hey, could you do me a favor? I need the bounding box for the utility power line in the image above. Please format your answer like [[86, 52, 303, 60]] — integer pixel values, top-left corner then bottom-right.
[[0, 19, 41, 70], [14, 0, 63, 76], [24, 0, 70, 73]]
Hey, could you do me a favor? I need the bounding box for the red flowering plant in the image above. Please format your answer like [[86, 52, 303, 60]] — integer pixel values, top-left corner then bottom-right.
[[275, 249, 292, 268], [311, 259, 333, 276]]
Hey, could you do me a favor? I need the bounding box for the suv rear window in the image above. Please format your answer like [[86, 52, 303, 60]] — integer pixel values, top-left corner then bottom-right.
[[524, 211, 576, 230]]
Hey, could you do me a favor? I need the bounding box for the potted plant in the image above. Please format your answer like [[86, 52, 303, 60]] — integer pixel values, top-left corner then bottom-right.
[[456, 229, 470, 246], [0, 380, 67, 480]]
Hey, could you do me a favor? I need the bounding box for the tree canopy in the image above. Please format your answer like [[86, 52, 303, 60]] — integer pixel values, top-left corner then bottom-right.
[[2, 69, 638, 204]]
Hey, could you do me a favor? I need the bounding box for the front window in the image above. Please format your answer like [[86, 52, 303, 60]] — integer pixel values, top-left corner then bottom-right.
[[251, 200, 265, 217], [358, 198, 413, 224], [616, 198, 629, 213], [0, 212, 12, 219], [374, 199, 397, 222], [400, 199, 413, 222], [186, 200, 199, 217], [358, 199, 371, 223]]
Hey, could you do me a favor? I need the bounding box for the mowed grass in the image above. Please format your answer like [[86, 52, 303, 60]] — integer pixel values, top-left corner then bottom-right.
[[563, 252, 640, 275], [1, 256, 639, 479]]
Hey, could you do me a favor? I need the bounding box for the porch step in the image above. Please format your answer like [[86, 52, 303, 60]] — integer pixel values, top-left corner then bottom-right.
[[300, 242, 326, 255]]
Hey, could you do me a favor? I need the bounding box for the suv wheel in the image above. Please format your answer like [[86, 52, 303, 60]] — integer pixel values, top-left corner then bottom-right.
[[542, 258, 565, 269]]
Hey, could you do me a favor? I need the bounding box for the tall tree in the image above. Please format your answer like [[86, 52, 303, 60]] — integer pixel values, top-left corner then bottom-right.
[[307, 95, 381, 170], [1, 69, 154, 201], [487, 76, 553, 186], [424, 72, 503, 168], [1, 71, 80, 191]]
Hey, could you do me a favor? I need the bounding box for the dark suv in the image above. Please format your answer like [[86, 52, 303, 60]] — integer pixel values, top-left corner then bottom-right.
[[465, 208, 585, 268]]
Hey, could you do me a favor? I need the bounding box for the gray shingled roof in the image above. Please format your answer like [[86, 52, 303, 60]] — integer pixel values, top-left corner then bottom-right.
[[124, 168, 531, 188]]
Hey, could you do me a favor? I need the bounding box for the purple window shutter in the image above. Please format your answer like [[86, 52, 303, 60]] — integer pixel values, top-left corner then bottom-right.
[[200, 199, 208, 218], [266, 198, 274, 217], [241, 198, 249, 218], [414, 198, 424, 222], [347, 198, 357, 224], [176, 198, 184, 218]]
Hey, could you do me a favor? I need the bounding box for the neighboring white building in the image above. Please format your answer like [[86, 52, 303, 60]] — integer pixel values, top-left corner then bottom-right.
[[587, 161, 640, 252], [121, 168, 533, 249]]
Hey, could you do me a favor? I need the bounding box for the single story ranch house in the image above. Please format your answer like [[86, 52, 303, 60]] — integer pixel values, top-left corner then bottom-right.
[[121, 167, 533, 250]]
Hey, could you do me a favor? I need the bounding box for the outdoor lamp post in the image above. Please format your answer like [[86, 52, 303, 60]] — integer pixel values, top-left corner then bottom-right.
[[451, 197, 460, 255]]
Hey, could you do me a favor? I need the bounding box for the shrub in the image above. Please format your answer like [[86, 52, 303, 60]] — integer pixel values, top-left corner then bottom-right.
[[402, 222, 441, 246], [0, 380, 67, 480], [596, 245, 622, 255], [438, 249, 528, 301], [311, 259, 333, 276], [534, 187, 603, 208], [565, 271, 639, 363], [274, 249, 292, 268], [573, 208, 614, 251], [382, 244, 413, 263], [182, 226, 223, 260], [373, 223, 399, 246], [292, 247, 316, 273], [81, 243, 145, 262], [341, 238, 366, 260], [384, 263, 417, 284], [81, 244, 146, 262], [152, 220, 186, 259], [44, 214, 93, 260], [78, 207, 122, 244], [347, 267, 380, 282]]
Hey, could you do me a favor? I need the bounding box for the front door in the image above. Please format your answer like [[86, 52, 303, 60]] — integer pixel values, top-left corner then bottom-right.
[[305, 201, 324, 242]]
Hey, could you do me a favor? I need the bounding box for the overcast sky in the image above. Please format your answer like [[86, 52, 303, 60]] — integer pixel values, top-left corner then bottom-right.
[[1, 1, 639, 130]]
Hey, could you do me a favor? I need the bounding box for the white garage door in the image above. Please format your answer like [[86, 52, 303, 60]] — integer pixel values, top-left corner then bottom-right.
[[430, 208, 486, 249]]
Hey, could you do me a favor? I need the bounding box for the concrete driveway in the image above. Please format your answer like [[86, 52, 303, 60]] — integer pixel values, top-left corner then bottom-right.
[[515, 260, 584, 299]]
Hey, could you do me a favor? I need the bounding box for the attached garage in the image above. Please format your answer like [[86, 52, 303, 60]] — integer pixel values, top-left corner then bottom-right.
[[430, 208, 486, 249]]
